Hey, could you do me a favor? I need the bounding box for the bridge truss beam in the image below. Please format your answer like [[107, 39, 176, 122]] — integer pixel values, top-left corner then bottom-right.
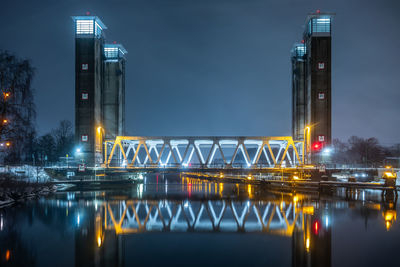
[[104, 136, 304, 169]]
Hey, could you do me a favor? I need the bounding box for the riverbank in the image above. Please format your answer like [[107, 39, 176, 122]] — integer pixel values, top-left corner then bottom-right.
[[0, 174, 56, 208]]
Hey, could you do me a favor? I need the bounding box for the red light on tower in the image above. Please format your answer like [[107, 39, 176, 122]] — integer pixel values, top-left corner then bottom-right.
[[86, 11, 90, 15], [316, 9, 321, 14], [312, 142, 323, 151]]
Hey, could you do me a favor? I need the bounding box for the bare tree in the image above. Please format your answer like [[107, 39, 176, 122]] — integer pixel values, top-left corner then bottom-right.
[[0, 50, 36, 163], [34, 134, 56, 163], [347, 136, 385, 167], [331, 138, 349, 164], [51, 120, 74, 159]]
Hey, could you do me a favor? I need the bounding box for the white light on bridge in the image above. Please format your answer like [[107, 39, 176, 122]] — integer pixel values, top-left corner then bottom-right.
[[322, 147, 332, 156]]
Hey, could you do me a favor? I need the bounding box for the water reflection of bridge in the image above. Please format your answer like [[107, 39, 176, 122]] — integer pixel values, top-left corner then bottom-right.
[[90, 196, 331, 267], [103, 199, 313, 236], [51, 183, 396, 267], [55, 175, 398, 267]]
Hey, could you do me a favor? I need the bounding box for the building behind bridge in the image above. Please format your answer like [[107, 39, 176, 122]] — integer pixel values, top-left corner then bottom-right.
[[292, 11, 334, 162], [72, 15, 126, 165]]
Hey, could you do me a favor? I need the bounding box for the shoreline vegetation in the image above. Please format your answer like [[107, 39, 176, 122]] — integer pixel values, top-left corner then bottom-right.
[[0, 173, 56, 208]]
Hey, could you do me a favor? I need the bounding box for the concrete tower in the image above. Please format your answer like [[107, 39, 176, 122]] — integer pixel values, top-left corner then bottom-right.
[[292, 12, 333, 162], [291, 42, 307, 141], [72, 16, 107, 165], [103, 44, 127, 140]]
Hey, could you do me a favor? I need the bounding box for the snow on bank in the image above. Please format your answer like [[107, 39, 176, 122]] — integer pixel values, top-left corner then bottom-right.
[[0, 165, 50, 182]]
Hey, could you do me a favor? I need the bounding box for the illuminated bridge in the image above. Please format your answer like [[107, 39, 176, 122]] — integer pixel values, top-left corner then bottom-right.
[[104, 136, 306, 170]]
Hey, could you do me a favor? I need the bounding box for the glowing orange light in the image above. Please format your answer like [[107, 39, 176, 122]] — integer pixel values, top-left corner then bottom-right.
[[3, 119, 8, 124], [6, 142, 10, 147], [5, 250, 10, 261]]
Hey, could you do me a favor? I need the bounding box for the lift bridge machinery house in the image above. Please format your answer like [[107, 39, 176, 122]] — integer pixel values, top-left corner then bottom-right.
[[103, 135, 310, 170]]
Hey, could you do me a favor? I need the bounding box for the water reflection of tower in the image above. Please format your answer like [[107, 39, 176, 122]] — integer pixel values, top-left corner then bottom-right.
[[292, 208, 331, 267], [74, 206, 124, 267]]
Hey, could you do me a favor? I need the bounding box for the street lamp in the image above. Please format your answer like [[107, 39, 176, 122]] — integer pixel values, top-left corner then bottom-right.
[[303, 125, 311, 164], [322, 147, 332, 156], [3, 92, 10, 99]]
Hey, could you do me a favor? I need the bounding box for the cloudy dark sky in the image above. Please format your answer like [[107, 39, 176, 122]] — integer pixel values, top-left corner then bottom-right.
[[0, 0, 399, 144]]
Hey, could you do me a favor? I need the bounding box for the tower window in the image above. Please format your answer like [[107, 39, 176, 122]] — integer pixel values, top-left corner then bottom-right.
[[318, 62, 325, 70], [76, 19, 94, 34], [318, 135, 325, 142], [318, 92, 325, 100], [81, 135, 88, 142], [309, 17, 331, 34], [82, 64, 88, 70], [81, 92, 88, 100]]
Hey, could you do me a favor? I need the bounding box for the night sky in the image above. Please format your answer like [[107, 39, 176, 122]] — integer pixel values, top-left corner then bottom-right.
[[1, 0, 399, 144]]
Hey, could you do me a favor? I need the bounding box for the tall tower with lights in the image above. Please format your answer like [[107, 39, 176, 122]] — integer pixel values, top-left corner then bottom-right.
[[292, 11, 334, 162], [291, 42, 307, 141], [72, 15, 107, 166], [103, 44, 127, 140], [72, 15, 127, 166]]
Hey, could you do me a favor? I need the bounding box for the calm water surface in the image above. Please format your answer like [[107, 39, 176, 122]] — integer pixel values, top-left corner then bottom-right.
[[1, 173, 400, 267]]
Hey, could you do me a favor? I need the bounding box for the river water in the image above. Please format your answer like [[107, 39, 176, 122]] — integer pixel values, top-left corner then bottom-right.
[[1, 173, 399, 267]]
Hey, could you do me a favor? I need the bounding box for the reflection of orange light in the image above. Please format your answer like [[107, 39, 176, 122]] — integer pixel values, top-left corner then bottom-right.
[[305, 237, 310, 251], [247, 184, 253, 198], [5, 250, 10, 261], [303, 206, 314, 215], [188, 183, 192, 198], [97, 236, 102, 247], [383, 210, 397, 231]]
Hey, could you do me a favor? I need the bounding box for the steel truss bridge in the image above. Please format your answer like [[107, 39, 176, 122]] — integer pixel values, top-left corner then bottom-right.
[[101, 199, 314, 235], [104, 136, 305, 170]]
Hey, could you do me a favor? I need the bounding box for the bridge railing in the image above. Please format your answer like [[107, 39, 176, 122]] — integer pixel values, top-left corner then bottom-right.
[[103, 136, 304, 169]]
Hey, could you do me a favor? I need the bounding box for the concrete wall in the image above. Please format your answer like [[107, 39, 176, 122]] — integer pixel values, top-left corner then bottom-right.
[[307, 36, 332, 146], [292, 58, 307, 140], [103, 59, 125, 140], [75, 36, 104, 165]]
